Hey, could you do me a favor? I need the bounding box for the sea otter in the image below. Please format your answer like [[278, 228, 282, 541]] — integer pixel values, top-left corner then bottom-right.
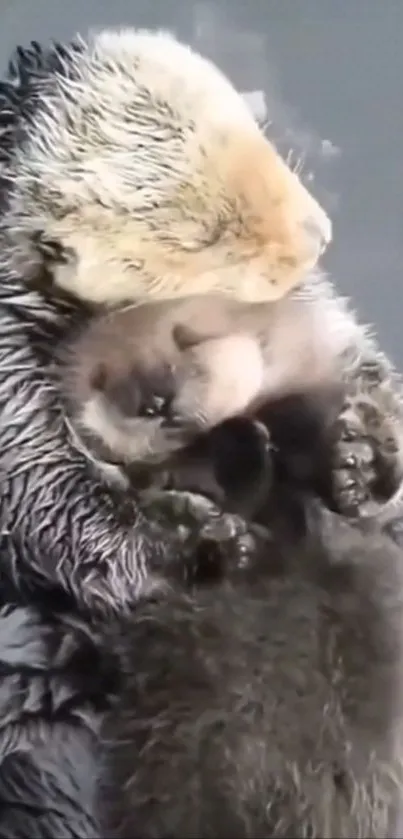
[[0, 28, 401, 838], [0, 28, 338, 616], [56, 291, 343, 520], [47, 281, 403, 838], [0, 29, 400, 616]]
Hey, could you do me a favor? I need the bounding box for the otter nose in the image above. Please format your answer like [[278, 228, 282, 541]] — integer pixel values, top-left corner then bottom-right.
[[302, 213, 332, 256]]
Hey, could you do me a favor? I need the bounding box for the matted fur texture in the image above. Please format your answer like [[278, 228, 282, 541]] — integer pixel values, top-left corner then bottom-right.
[[0, 498, 403, 837], [97, 504, 403, 839], [0, 27, 401, 839], [0, 27, 401, 614], [0, 603, 110, 837], [0, 27, 336, 616]]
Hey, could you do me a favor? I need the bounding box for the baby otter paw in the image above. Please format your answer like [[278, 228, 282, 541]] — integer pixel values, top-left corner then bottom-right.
[[141, 489, 268, 579], [187, 521, 271, 584], [170, 492, 271, 577], [142, 488, 250, 543], [331, 395, 402, 517]]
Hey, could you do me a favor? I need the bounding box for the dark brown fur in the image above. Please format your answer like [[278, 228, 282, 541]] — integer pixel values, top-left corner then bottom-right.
[[55, 293, 403, 838], [97, 500, 403, 839]]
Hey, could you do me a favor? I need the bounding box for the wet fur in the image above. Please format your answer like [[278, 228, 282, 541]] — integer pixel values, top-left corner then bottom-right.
[[0, 28, 400, 616], [0, 29, 402, 839], [0, 389, 339, 839], [0, 605, 106, 838], [0, 415, 401, 839], [0, 32, 341, 837], [97, 501, 403, 839], [54, 333, 403, 838], [0, 29, 337, 617]]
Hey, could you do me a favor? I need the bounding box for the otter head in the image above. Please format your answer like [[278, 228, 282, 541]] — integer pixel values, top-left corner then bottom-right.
[[59, 297, 266, 466], [6, 28, 331, 308]]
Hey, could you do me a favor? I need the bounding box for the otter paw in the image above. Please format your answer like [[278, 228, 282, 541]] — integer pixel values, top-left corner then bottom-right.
[[187, 522, 271, 584], [332, 395, 402, 517], [142, 488, 250, 542], [141, 488, 268, 579]]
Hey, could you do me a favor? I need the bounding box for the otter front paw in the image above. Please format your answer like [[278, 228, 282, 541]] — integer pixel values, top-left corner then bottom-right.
[[332, 394, 402, 517], [141, 489, 269, 579]]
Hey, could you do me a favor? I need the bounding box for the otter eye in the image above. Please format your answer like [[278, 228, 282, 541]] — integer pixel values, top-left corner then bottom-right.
[[181, 220, 225, 252], [201, 220, 223, 248], [151, 395, 169, 413]]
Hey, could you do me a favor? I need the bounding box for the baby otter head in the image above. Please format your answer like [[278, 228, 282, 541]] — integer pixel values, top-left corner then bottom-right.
[[59, 292, 343, 469], [7, 28, 331, 307], [59, 297, 266, 465]]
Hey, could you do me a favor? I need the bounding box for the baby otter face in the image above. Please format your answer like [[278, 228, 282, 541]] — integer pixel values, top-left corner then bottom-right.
[[80, 361, 182, 465], [60, 292, 342, 469], [61, 302, 265, 465], [21, 30, 331, 307]]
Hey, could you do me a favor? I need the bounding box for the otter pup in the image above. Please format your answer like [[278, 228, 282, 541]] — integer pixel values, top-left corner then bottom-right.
[[0, 26, 400, 617], [58, 292, 343, 516], [0, 28, 402, 839], [0, 27, 335, 620]]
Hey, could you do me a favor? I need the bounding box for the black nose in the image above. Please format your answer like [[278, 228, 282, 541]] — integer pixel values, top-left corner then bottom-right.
[[141, 393, 173, 418]]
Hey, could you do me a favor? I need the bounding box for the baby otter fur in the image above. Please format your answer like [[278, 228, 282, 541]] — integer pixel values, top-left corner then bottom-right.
[[56, 292, 344, 521], [0, 27, 401, 614], [58, 292, 342, 466]]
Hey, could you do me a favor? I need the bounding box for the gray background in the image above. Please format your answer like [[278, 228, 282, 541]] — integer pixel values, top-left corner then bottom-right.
[[1, 0, 402, 363]]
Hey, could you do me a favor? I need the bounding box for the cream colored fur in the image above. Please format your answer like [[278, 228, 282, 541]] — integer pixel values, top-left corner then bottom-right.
[[3, 26, 403, 519], [7, 28, 331, 306]]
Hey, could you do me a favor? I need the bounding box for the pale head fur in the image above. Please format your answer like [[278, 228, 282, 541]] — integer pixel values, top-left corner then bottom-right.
[[5, 28, 331, 307]]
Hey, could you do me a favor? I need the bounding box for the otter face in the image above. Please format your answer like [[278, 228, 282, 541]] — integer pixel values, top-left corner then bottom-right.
[[79, 362, 184, 465], [60, 290, 343, 468], [11, 29, 331, 307], [63, 319, 266, 466]]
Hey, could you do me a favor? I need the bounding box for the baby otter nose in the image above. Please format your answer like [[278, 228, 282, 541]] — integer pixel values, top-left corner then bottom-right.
[[302, 212, 332, 256]]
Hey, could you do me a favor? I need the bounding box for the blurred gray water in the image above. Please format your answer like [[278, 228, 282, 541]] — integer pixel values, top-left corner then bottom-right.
[[1, 0, 402, 363]]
